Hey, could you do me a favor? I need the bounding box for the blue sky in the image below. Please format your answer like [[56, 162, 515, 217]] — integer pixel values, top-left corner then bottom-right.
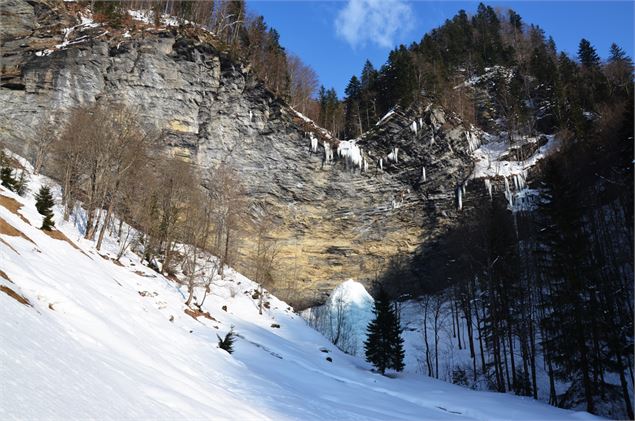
[[248, 1, 634, 97]]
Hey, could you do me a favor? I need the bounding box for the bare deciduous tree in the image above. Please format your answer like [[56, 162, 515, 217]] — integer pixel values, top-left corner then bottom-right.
[[206, 163, 248, 277]]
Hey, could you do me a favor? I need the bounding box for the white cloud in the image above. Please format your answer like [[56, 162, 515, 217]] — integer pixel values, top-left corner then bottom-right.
[[335, 0, 414, 49]]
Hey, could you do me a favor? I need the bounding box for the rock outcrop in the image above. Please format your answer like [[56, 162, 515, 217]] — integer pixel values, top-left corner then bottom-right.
[[0, 1, 485, 306]]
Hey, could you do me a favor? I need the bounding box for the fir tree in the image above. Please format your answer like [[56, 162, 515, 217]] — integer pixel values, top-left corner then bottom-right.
[[577, 38, 601, 68], [364, 287, 405, 375], [34, 185, 55, 231], [1, 167, 16, 191], [344, 76, 362, 138], [359, 60, 379, 130], [217, 327, 236, 354], [608, 43, 628, 63]]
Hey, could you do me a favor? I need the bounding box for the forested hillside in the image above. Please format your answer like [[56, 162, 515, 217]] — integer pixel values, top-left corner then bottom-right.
[[318, 4, 633, 419]]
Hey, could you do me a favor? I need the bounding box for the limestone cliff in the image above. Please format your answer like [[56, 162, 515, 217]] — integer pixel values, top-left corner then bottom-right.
[[0, 1, 512, 306]]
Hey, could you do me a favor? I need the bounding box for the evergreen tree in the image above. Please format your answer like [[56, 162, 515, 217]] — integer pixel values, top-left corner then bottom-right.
[[378, 45, 417, 113], [364, 287, 405, 374], [576, 39, 607, 110], [577, 39, 601, 69], [1, 167, 16, 191], [605, 43, 633, 97], [34, 185, 55, 231], [217, 327, 236, 354], [359, 60, 379, 130], [344, 76, 362, 138], [608, 43, 628, 63]]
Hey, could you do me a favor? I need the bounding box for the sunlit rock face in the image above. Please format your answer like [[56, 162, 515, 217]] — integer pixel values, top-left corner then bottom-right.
[[1, 1, 486, 307]]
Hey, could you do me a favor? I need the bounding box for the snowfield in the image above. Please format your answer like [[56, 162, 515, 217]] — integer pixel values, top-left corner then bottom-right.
[[0, 158, 601, 420]]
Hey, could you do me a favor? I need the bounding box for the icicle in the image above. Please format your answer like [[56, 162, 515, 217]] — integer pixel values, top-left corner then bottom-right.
[[465, 131, 480, 153], [249, 110, 253, 122], [411, 121, 417, 134], [324, 142, 334, 163], [421, 166, 426, 182], [379, 159, 383, 171], [388, 147, 399, 163], [430, 133, 435, 146], [310, 133, 318, 154], [456, 185, 463, 210], [484, 178, 493, 200], [336, 140, 363, 169], [364, 159, 369, 172], [504, 176, 513, 208]]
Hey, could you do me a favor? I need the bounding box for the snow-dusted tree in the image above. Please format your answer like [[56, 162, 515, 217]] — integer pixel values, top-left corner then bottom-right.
[[364, 287, 405, 375]]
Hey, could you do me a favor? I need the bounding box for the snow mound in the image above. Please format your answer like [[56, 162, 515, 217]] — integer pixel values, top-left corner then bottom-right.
[[303, 280, 374, 357], [330, 279, 374, 309]]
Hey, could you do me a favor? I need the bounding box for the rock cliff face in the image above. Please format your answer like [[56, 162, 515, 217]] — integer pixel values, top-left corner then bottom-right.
[[0, 1, 496, 305]]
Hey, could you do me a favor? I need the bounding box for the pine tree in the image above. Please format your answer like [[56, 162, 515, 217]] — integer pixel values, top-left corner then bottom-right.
[[34, 185, 55, 231], [605, 43, 633, 97], [1, 167, 16, 191], [577, 39, 601, 69], [608, 43, 628, 63], [364, 287, 405, 375], [344, 76, 362, 138], [576, 39, 607, 110], [359, 60, 379, 130], [217, 327, 236, 354]]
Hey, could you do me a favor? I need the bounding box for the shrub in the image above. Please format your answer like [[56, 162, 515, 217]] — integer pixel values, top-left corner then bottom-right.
[[217, 327, 236, 354]]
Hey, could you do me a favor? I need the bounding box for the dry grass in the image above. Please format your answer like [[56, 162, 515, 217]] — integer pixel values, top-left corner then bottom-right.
[[0, 194, 30, 224], [0, 217, 35, 244], [184, 308, 217, 322], [0, 238, 19, 254], [42, 229, 80, 250], [134, 270, 156, 278], [0, 285, 31, 306], [0, 269, 11, 282]]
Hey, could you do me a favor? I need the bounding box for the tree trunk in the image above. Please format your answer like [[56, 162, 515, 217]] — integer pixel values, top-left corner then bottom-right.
[[185, 281, 195, 307], [96, 199, 114, 251]]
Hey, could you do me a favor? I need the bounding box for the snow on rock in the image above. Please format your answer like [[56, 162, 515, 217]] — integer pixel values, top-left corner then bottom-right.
[[471, 134, 557, 212], [376, 109, 396, 126], [35, 13, 101, 56], [0, 152, 600, 421]]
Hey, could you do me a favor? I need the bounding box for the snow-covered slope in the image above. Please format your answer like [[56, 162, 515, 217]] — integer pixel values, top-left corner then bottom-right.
[[0, 161, 600, 420]]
